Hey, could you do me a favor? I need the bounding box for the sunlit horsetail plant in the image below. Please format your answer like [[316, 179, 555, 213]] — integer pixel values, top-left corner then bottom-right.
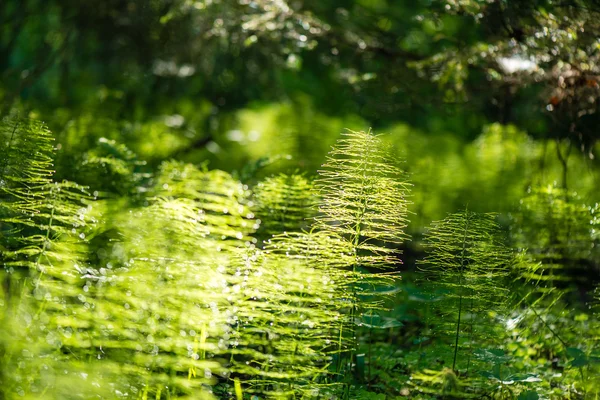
[[77, 197, 226, 399], [6, 182, 119, 400], [414, 210, 513, 397], [0, 117, 258, 400], [314, 129, 411, 395], [235, 172, 347, 398], [31, 161, 258, 399], [0, 119, 217, 398], [151, 160, 259, 251], [0, 117, 54, 301], [0, 118, 108, 398], [0, 117, 54, 397], [229, 231, 354, 398], [510, 186, 600, 397], [142, 161, 258, 397]]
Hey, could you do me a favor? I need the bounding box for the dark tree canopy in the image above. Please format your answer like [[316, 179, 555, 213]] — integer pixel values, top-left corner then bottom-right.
[[3, 0, 600, 151]]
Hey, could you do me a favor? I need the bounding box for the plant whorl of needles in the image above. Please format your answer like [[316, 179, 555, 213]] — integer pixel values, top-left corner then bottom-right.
[[316, 130, 411, 259]]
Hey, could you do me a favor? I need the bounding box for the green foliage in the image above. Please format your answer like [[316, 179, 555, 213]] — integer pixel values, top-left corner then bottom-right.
[[0, 124, 413, 399], [507, 185, 600, 399], [383, 122, 599, 230], [253, 173, 318, 239], [410, 368, 472, 398], [79, 137, 150, 196], [1, 116, 599, 400], [1, 118, 251, 399], [418, 210, 513, 374], [4, 0, 600, 397], [511, 185, 600, 297], [231, 232, 352, 397], [312, 129, 411, 396], [0, 118, 103, 398], [316, 129, 411, 263], [417, 0, 600, 148], [226, 129, 411, 398], [151, 160, 257, 249]]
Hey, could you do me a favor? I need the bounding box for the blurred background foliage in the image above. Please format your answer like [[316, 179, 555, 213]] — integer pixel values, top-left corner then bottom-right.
[[2, 0, 599, 226]]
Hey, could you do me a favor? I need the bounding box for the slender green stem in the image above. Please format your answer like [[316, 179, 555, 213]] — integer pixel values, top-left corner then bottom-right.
[[35, 194, 56, 286], [347, 144, 369, 381], [453, 210, 470, 372], [528, 300, 586, 384], [529, 303, 567, 348]]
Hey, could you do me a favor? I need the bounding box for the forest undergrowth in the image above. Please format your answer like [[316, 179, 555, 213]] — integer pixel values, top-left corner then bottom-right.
[[0, 116, 599, 400]]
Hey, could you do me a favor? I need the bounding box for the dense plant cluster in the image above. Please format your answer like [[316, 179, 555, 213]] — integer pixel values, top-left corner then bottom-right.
[[0, 117, 599, 399]]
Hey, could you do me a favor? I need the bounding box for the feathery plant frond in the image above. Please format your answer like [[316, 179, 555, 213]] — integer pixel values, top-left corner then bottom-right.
[[0, 117, 55, 264], [76, 162, 262, 398], [0, 117, 54, 190], [1, 182, 105, 399], [0, 120, 418, 399], [316, 129, 410, 256], [0, 122, 246, 398], [229, 231, 353, 398], [0, 117, 57, 398], [230, 128, 412, 397], [32, 159, 258, 399], [417, 210, 512, 375], [314, 130, 411, 299], [152, 161, 258, 250], [0, 116, 113, 398], [0, 117, 57, 299], [253, 173, 318, 239], [79, 197, 225, 399], [313, 129, 411, 392], [2, 181, 92, 275]]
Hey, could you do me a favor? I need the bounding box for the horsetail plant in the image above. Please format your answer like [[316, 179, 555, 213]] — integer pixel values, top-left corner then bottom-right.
[[229, 232, 352, 398], [416, 209, 512, 392], [314, 129, 411, 393], [0, 118, 104, 398]]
